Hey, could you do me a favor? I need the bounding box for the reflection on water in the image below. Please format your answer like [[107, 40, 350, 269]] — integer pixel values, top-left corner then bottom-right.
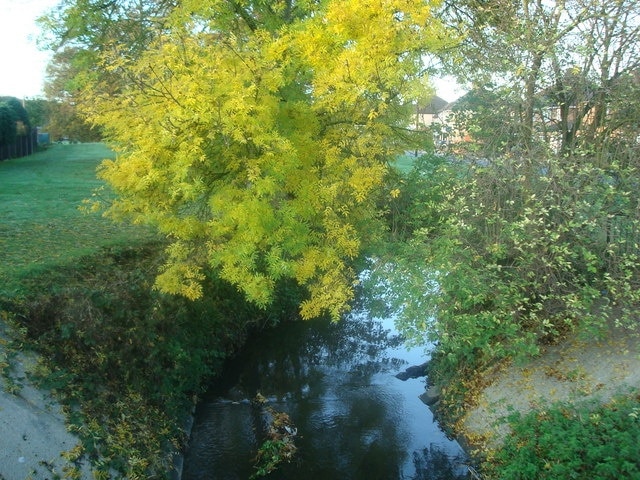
[[182, 308, 468, 480]]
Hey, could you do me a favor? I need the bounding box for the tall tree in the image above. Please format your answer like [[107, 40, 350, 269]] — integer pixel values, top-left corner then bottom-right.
[[39, 0, 176, 95], [438, 0, 640, 158], [73, 0, 450, 319]]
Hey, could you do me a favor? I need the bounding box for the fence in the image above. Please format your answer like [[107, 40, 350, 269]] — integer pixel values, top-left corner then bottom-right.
[[0, 129, 38, 161]]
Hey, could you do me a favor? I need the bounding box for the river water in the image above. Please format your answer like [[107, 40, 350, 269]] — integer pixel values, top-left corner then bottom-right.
[[182, 303, 468, 479]]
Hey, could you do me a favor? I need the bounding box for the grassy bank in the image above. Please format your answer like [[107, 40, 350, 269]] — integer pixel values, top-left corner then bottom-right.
[[0, 143, 155, 295], [0, 144, 275, 478]]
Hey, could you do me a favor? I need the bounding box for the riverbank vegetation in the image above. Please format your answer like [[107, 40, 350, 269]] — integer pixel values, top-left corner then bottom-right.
[[4, 0, 637, 477], [370, 0, 640, 476], [485, 397, 640, 479], [380, 150, 640, 399], [370, 144, 640, 477]]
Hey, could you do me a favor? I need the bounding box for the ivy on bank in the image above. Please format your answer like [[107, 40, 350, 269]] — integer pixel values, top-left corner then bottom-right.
[[485, 395, 640, 479]]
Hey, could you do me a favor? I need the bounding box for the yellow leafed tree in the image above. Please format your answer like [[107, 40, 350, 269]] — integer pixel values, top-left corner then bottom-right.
[[83, 0, 451, 319]]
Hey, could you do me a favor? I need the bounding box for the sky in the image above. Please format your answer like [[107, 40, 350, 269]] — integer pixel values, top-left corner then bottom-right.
[[432, 75, 465, 103], [0, 0, 60, 98], [0, 0, 464, 102]]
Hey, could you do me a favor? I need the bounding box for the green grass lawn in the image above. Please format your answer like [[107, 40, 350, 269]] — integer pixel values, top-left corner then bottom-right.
[[391, 152, 420, 173], [0, 143, 155, 294]]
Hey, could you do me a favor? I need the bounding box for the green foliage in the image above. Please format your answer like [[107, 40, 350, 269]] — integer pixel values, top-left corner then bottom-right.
[[252, 439, 296, 479], [380, 153, 456, 242], [484, 396, 640, 479], [251, 398, 298, 479], [24, 98, 49, 129], [0, 96, 30, 128], [0, 102, 17, 147], [0, 96, 31, 152]]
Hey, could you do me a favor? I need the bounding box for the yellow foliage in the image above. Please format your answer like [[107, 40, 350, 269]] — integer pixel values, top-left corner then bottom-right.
[[81, 0, 453, 320]]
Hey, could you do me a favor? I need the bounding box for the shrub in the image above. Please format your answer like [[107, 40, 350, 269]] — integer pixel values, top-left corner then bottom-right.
[[484, 396, 640, 479]]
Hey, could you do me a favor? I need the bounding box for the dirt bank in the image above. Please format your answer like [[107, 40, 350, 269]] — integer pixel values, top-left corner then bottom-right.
[[458, 321, 640, 454]]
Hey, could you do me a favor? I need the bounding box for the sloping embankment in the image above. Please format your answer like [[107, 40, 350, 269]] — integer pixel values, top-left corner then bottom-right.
[[0, 329, 91, 479], [458, 321, 640, 453]]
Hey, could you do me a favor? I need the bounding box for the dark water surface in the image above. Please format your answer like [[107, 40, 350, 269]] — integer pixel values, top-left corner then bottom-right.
[[182, 307, 468, 480]]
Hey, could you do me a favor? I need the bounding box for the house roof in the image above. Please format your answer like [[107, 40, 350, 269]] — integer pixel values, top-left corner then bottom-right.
[[417, 95, 449, 114]]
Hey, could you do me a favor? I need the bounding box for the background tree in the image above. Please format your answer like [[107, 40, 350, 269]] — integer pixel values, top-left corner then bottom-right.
[[39, 0, 177, 141], [24, 98, 49, 129], [376, 0, 640, 396], [0, 97, 34, 158], [39, 0, 176, 97], [45, 99, 103, 142], [438, 0, 640, 159], [0, 97, 31, 131]]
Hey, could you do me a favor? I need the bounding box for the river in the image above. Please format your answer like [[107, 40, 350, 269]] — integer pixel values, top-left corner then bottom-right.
[[181, 300, 468, 479]]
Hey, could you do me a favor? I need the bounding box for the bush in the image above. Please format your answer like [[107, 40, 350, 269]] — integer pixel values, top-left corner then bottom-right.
[[484, 396, 640, 479], [378, 153, 639, 388], [0, 102, 17, 147]]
